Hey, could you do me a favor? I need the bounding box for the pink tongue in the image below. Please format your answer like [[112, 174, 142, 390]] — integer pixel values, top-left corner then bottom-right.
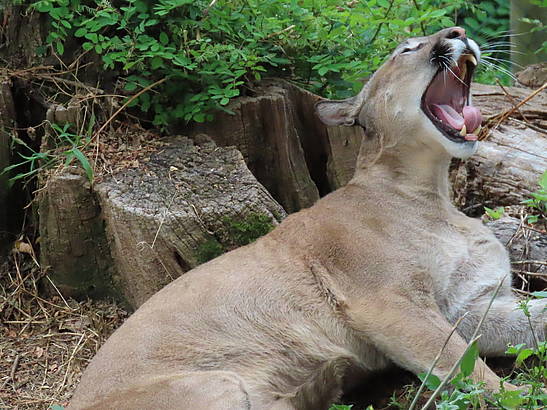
[[431, 104, 483, 133], [462, 106, 482, 132]]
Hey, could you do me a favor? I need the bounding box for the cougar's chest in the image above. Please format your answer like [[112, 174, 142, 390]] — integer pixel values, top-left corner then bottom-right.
[[424, 216, 511, 315]]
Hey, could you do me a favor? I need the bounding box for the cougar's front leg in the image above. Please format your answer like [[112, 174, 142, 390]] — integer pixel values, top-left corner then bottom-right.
[[453, 295, 546, 356], [344, 295, 510, 392]]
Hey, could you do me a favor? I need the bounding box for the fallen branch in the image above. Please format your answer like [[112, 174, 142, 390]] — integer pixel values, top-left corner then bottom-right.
[[480, 82, 547, 140]]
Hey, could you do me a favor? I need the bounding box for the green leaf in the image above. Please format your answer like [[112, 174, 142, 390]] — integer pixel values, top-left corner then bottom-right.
[[34, 1, 53, 13], [531, 291, 547, 298], [124, 82, 138, 91], [484, 206, 504, 220], [460, 341, 479, 377], [74, 27, 87, 37], [159, 32, 169, 45], [515, 348, 534, 365], [418, 372, 442, 390], [539, 170, 547, 190], [499, 390, 526, 409], [70, 148, 94, 183], [55, 41, 64, 55]]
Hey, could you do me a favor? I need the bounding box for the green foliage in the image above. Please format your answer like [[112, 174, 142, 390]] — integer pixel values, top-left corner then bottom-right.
[[460, 0, 509, 48], [1, 122, 93, 185], [502, 342, 547, 408], [224, 213, 274, 246], [522, 171, 547, 225], [484, 206, 505, 220], [195, 213, 273, 263], [30, 0, 468, 128], [196, 238, 225, 264], [414, 341, 547, 410], [418, 371, 442, 390], [457, 0, 513, 85]]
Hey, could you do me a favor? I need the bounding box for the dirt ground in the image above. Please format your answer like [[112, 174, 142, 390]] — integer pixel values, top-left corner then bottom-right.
[[0, 253, 127, 409]]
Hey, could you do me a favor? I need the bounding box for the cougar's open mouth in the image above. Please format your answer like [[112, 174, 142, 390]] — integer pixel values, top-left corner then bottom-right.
[[422, 52, 482, 143]]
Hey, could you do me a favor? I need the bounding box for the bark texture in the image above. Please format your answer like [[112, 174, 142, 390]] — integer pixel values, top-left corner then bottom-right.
[[190, 79, 379, 209], [39, 169, 120, 301], [0, 77, 16, 254], [191, 81, 321, 212], [41, 136, 286, 308]]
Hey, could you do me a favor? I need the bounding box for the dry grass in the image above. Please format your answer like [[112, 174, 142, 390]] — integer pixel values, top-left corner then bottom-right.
[[0, 253, 127, 409]]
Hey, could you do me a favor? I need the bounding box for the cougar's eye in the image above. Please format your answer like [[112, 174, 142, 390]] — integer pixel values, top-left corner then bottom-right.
[[401, 43, 424, 54]]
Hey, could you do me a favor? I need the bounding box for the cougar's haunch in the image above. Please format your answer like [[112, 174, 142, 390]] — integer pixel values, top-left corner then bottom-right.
[[69, 27, 546, 410]]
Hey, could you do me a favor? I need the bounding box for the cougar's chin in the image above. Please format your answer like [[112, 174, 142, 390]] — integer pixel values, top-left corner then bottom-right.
[[421, 49, 481, 158]]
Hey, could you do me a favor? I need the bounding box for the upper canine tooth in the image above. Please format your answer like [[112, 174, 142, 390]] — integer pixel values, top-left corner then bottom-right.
[[460, 124, 467, 136], [462, 55, 478, 66], [459, 64, 467, 80]]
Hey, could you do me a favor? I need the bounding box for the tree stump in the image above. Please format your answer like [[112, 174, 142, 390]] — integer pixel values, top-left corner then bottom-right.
[[41, 136, 286, 308], [190, 81, 321, 212]]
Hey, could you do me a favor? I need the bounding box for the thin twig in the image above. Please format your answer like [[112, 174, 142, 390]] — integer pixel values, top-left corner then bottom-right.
[[496, 79, 531, 123], [91, 77, 167, 141], [1, 354, 21, 388], [511, 260, 547, 265], [264, 25, 296, 40], [481, 82, 547, 140]]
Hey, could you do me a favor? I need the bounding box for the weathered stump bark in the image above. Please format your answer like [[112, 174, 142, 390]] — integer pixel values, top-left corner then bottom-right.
[[517, 63, 547, 88], [0, 78, 16, 254], [191, 81, 321, 212], [39, 169, 120, 300], [41, 136, 286, 308]]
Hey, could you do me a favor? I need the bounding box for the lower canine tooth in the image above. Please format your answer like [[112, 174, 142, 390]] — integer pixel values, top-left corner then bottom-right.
[[460, 125, 467, 136]]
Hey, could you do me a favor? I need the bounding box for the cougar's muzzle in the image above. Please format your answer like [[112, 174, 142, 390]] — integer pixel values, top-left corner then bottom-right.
[[422, 39, 482, 144]]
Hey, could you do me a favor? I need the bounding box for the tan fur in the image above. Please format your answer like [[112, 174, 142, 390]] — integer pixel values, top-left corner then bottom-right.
[[69, 28, 546, 410]]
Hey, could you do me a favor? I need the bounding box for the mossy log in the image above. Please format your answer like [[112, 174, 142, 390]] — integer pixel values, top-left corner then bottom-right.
[[40, 137, 286, 308]]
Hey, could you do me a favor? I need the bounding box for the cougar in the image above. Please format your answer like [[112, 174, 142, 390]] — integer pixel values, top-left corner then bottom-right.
[[68, 27, 546, 410]]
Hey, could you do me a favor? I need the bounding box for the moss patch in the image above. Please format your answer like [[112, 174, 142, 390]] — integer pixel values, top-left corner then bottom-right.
[[196, 239, 225, 264], [224, 213, 275, 246], [195, 213, 275, 264]]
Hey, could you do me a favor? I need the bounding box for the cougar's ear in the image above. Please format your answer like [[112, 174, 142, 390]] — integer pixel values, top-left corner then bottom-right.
[[315, 88, 367, 127]]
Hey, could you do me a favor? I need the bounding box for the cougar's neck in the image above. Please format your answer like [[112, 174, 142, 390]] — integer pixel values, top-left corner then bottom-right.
[[351, 141, 453, 203]]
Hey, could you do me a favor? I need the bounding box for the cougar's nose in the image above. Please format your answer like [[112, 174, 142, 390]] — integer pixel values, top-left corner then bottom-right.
[[445, 27, 466, 39]]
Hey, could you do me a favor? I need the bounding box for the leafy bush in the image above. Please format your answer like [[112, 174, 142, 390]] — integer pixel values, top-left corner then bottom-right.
[[30, 0, 468, 128]]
